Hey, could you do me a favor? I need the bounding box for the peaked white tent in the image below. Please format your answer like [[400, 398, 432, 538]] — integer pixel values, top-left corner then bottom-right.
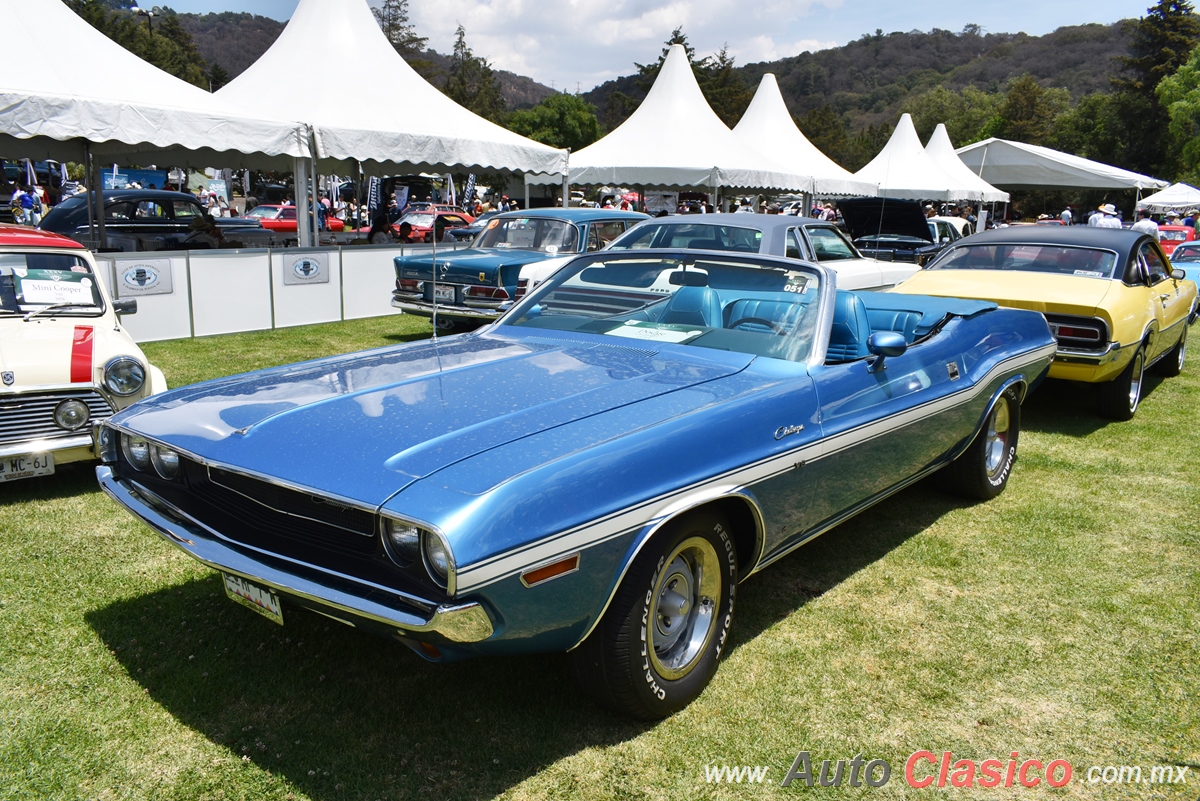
[[924, 124, 1009, 203], [852, 114, 971, 200], [1135, 182, 1200, 212], [217, 0, 566, 176], [530, 45, 808, 193], [955, 138, 1168, 191], [732, 74, 875, 196], [0, 0, 310, 167]]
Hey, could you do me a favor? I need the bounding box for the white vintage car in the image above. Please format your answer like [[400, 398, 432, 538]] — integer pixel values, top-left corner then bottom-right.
[[0, 225, 166, 481]]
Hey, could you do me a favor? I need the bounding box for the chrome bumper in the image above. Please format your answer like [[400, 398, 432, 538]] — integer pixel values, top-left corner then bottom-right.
[[96, 466, 494, 644], [390, 295, 504, 321], [1054, 340, 1125, 366], [0, 434, 93, 459]]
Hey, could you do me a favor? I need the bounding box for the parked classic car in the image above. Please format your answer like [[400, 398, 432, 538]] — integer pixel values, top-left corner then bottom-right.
[[838, 197, 961, 265], [1, 225, 166, 481], [38, 190, 271, 251], [243, 204, 347, 234], [894, 227, 1198, 420], [98, 248, 1056, 718], [394, 210, 474, 243], [1157, 224, 1196, 255], [1169, 241, 1200, 263], [445, 210, 501, 242], [391, 208, 647, 329], [598, 213, 918, 291]]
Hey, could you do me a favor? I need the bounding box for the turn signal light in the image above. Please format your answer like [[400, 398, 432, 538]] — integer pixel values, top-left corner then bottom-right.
[[520, 553, 580, 587]]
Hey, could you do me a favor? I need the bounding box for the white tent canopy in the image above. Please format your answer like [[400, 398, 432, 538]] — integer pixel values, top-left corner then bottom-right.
[[529, 45, 809, 192], [0, 0, 309, 167], [852, 114, 973, 201], [217, 0, 566, 176], [732, 74, 875, 197], [1136, 182, 1200, 212], [924, 124, 1009, 203], [955, 138, 1168, 191]]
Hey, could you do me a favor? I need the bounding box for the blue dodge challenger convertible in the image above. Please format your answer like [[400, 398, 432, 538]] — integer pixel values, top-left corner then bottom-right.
[[97, 250, 1056, 719]]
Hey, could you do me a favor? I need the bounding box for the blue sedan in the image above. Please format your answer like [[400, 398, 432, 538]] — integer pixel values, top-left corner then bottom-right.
[[97, 250, 1056, 719]]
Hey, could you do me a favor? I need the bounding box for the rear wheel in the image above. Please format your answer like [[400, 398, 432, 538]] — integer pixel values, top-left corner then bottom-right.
[[570, 511, 737, 720], [1154, 323, 1187, 377], [941, 387, 1020, 500], [1097, 344, 1146, 420]]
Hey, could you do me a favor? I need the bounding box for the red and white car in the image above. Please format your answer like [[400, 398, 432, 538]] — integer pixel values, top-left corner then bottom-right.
[[243, 204, 346, 233], [0, 225, 166, 481], [1158, 224, 1196, 256]]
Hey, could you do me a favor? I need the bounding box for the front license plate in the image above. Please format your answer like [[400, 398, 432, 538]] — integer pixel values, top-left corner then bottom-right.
[[433, 285, 455, 302], [223, 573, 284, 625], [0, 452, 55, 482]]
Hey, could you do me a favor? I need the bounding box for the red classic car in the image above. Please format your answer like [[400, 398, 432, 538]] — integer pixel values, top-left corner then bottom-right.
[[243, 204, 346, 233], [1158, 224, 1196, 255], [395, 210, 474, 243]]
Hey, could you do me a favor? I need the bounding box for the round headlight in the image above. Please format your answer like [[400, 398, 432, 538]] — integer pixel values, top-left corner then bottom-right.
[[104, 357, 146, 397], [423, 533, 449, 587], [383, 520, 421, 564], [149, 444, 181, 479], [53, 399, 91, 430], [121, 435, 150, 471]]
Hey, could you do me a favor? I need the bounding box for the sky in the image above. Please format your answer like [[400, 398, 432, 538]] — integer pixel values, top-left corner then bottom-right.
[[160, 0, 1143, 92]]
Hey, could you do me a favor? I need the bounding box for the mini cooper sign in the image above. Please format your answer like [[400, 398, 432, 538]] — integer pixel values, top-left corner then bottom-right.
[[283, 254, 329, 285]]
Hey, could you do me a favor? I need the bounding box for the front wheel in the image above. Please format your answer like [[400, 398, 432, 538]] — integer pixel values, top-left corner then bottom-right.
[[1097, 344, 1146, 420], [940, 387, 1020, 500], [570, 511, 738, 719]]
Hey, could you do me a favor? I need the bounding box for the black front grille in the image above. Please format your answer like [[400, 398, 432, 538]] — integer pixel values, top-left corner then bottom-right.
[[208, 467, 376, 538], [0, 389, 113, 446]]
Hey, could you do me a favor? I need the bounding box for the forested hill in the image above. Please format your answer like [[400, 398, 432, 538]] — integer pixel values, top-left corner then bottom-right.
[[584, 22, 1131, 134], [175, 12, 554, 109]]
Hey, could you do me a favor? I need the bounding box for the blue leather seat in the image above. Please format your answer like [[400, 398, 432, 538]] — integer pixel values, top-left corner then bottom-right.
[[826, 290, 872, 362], [865, 309, 921, 343], [658, 286, 724, 327], [724, 299, 802, 333]]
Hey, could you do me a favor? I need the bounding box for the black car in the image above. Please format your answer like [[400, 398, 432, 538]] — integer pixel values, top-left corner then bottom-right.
[[38, 190, 271, 251], [445, 210, 502, 243], [838, 197, 961, 265]]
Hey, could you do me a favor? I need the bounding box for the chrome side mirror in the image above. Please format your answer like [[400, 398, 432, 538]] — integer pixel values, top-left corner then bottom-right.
[[1170, 268, 1186, 280]]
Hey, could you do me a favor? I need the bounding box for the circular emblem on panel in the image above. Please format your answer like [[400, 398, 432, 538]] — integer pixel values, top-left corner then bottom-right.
[[1, 371, 14, 386], [122, 264, 160, 290], [292, 258, 320, 279]]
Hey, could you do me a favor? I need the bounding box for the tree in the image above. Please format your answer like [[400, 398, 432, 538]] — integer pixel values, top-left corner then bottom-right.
[[506, 94, 601, 152], [698, 46, 753, 127], [1157, 47, 1200, 182], [978, 74, 1068, 145], [1052, 93, 1123, 162], [208, 63, 230, 92], [797, 104, 852, 166], [371, 0, 427, 57], [67, 1, 208, 89], [443, 25, 506, 123], [904, 85, 1002, 145], [1111, 1, 1200, 175]]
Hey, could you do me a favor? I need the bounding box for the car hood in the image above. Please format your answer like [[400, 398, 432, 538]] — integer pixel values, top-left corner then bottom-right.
[[893, 269, 1114, 313], [0, 317, 129, 386], [839, 198, 933, 243], [111, 330, 753, 507]]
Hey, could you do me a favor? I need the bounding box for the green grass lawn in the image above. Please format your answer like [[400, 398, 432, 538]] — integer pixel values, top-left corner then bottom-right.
[[1, 317, 1197, 800]]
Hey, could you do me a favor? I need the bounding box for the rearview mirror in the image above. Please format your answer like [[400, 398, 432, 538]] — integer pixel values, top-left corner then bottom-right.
[[112, 298, 138, 315], [1170, 268, 1186, 280]]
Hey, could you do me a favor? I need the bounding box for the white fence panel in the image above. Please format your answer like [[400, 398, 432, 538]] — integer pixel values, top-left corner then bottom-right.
[[101, 253, 193, 343], [271, 249, 344, 329], [341, 244, 405, 320], [189, 250, 273, 337]]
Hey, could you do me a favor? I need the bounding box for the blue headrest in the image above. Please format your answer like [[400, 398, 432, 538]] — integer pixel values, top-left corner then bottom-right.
[[827, 290, 871, 362], [659, 286, 723, 328]]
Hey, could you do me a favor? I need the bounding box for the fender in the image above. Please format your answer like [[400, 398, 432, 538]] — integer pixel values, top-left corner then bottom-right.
[[942, 374, 1028, 465]]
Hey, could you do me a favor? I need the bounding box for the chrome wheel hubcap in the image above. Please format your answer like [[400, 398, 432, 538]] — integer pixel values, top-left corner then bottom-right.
[[984, 397, 1011, 477], [649, 536, 721, 680], [1129, 349, 1145, 411]]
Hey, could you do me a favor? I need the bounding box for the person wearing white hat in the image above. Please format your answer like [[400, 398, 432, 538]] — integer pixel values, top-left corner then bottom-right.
[[1089, 203, 1122, 229]]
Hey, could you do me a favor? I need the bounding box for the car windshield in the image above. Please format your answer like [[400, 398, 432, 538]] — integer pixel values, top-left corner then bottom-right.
[[608, 223, 762, 253], [245, 206, 282, 220], [1161, 229, 1191, 241], [1171, 243, 1200, 261], [804, 225, 860, 261], [401, 213, 435, 227], [474, 217, 580, 253], [0, 253, 104, 316], [930, 243, 1120, 279], [505, 253, 821, 363]]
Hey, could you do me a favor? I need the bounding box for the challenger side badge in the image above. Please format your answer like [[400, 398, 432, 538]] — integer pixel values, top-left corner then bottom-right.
[[774, 424, 805, 440], [947, 362, 961, 381], [1, 371, 13, 386]]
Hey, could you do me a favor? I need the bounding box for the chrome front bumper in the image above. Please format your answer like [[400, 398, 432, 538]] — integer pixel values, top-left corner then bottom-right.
[[391, 294, 504, 321], [0, 433, 94, 459], [97, 466, 494, 644]]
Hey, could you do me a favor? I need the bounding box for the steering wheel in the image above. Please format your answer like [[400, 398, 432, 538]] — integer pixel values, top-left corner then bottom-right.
[[728, 316, 786, 334]]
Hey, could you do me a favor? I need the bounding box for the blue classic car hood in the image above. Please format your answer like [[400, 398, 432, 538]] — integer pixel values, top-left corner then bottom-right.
[[112, 330, 752, 506], [396, 248, 556, 285]]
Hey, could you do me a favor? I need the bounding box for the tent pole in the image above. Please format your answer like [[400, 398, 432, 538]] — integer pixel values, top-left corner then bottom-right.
[[562, 173, 569, 209], [294, 157, 311, 247], [83, 141, 95, 241], [89, 146, 107, 251], [524, 179, 530, 211]]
